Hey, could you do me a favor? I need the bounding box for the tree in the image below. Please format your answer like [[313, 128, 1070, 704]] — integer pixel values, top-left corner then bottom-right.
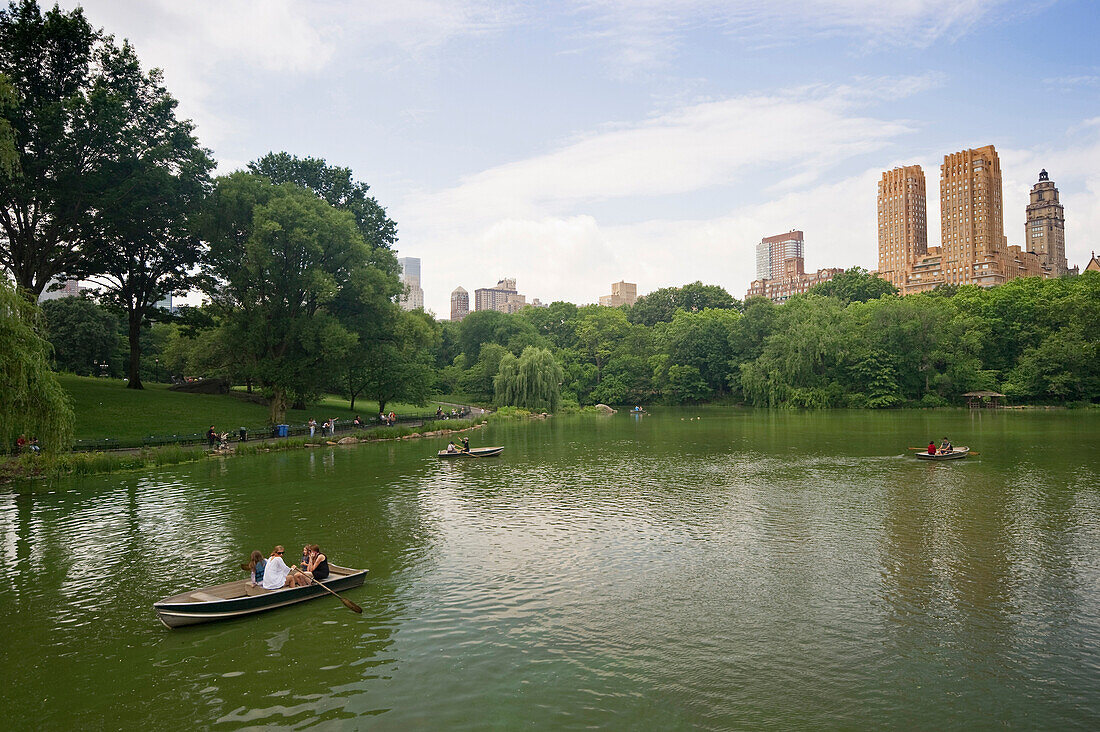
[[0, 73, 16, 176], [457, 308, 543, 361], [494, 346, 563, 412], [342, 307, 439, 414], [660, 308, 740, 398], [199, 173, 376, 424], [40, 295, 118, 375], [0, 2, 131, 298], [0, 277, 72, 451], [78, 42, 214, 388], [627, 281, 739, 326], [807, 267, 897, 303], [248, 152, 397, 251]]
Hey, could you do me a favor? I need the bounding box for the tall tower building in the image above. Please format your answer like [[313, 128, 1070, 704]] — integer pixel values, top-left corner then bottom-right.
[[1025, 169, 1068, 276], [939, 145, 1007, 286], [450, 286, 469, 321], [876, 165, 927, 289], [755, 231, 804, 281], [398, 256, 424, 311]]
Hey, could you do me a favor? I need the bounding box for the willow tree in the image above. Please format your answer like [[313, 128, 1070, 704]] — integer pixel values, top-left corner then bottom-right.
[[494, 346, 563, 413], [0, 278, 72, 452]]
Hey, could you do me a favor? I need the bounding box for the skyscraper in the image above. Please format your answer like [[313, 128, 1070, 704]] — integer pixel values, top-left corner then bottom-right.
[[939, 145, 1009, 286], [450, 286, 469, 321], [398, 256, 424, 311], [755, 231, 804, 281], [1025, 169, 1068, 276], [876, 165, 927, 289], [599, 281, 637, 307], [474, 278, 526, 313]]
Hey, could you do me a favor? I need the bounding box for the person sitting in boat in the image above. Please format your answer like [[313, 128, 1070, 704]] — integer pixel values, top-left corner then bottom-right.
[[927, 440, 936, 455], [461, 437, 470, 452], [305, 544, 330, 581], [939, 437, 953, 454], [299, 543, 312, 572], [247, 550, 267, 586], [446, 442, 458, 453], [262, 546, 309, 590]]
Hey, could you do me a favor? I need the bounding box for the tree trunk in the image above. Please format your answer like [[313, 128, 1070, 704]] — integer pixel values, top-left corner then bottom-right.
[[246, 379, 252, 393], [126, 309, 144, 390], [269, 387, 287, 425], [350, 392, 357, 411], [378, 399, 387, 416]]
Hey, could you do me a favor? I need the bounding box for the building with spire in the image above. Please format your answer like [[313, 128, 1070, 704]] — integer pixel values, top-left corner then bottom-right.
[[879, 145, 1047, 294], [450, 286, 469, 321], [1025, 169, 1069, 276]]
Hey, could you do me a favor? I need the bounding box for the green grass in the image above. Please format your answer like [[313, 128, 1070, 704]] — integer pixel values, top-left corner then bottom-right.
[[60, 374, 450, 442]]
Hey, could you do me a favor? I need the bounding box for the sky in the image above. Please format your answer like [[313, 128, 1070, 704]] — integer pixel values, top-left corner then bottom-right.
[[59, 0, 1100, 315]]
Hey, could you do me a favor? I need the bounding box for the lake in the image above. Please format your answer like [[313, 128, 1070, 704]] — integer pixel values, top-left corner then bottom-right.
[[2, 408, 1098, 730]]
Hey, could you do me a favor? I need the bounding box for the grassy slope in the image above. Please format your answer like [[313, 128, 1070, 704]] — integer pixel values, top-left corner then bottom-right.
[[60, 375, 437, 441]]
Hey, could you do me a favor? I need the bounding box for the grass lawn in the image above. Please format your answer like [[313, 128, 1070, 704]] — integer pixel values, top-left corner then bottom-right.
[[60, 374, 443, 441]]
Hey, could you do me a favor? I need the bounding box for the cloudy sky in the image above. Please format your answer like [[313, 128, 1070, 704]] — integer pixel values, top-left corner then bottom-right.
[[60, 0, 1100, 314]]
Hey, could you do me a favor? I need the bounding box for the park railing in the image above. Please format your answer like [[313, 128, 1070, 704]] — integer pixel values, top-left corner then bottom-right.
[[63, 407, 475, 453]]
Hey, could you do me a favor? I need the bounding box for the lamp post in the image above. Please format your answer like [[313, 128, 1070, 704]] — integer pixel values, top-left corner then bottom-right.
[[155, 358, 160, 383]]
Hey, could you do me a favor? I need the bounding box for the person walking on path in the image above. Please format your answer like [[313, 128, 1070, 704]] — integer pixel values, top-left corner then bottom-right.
[[308, 418, 316, 437]]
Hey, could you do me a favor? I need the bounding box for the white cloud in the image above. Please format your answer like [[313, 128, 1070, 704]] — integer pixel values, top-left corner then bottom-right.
[[568, 0, 1018, 75], [401, 80, 927, 311]]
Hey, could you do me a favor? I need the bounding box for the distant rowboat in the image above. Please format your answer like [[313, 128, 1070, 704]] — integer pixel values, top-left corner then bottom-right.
[[437, 446, 504, 458], [915, 446, 970, 461], [154, 565, 367, 628]]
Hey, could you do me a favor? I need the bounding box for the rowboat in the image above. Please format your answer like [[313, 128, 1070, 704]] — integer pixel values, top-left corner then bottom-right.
[[915, 446, 970, 460], [154, 564, 368, 628], [436, 446, 504, 458]]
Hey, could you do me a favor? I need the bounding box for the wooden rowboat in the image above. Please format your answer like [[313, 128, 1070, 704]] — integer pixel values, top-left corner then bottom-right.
[[915, 446, 970, 460], [154, 564, 367, 628], [436, 446, 504, 458]]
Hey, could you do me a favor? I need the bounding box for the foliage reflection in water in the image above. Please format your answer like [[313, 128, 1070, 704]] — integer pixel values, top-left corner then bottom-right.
[[1, 408, 1098, 729]]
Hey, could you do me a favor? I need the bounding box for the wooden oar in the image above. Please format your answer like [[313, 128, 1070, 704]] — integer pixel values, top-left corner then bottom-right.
[[289, 565, 363, 614]]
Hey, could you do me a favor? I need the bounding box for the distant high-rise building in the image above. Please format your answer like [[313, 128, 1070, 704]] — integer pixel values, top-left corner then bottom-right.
[[877, 165, 927, 289], [756, 231, 804, 281], [474, 278, 527, 314], [450, 286, 469, 321], [398, 256, 424, 311], [37, 277, 80, 302], [878, 145, 1048, 294], [599, 281, 637, 307], [1025, 169, 1068, 276]]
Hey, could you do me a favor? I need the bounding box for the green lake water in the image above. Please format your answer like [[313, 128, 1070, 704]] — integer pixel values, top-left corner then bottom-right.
[[2, 409, 1098, 730]]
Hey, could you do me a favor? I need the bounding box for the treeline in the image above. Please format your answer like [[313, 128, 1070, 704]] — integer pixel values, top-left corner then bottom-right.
[[426, 271, 1098, 409], [1, 2, 428, 437]]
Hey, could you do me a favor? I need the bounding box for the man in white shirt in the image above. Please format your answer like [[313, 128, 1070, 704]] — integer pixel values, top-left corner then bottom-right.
[[262, 546, 309, 589]]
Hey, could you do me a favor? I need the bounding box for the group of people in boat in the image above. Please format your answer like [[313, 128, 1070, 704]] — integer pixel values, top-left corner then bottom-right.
[[445, 437, 471, 453], [245, 544, 330, 590], [926, 437, 954, 455]]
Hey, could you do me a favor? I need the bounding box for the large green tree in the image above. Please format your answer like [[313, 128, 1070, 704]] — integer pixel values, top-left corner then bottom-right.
[[40, 295, 119, 376], [494, 346, 563, 412], [807, 267, 897, 303], [341, 307, 439, 415], [0, 277, 72, 451], [0, 2, 133, 298], [627, 281, 739, 326], [248, 152, 398, 252], [0, 73, 16, 176], [200, 173, 379, 423], [78, 43, 214, 389]]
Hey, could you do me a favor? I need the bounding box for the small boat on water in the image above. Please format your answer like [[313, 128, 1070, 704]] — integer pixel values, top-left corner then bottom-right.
[[915, 446, 970, 461], [437, 446, 504, 458], [154, 565, 368, 628]]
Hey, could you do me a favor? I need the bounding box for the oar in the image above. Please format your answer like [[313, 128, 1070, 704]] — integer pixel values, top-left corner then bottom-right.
[[289, 565, 363, 614]]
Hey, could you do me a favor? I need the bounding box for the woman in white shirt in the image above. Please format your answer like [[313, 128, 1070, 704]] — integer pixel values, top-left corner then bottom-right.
[[262, 546, 310, 589]]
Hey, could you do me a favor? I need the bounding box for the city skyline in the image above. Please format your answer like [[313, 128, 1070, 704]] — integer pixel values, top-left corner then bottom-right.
[[58, 1, 1100, 314]]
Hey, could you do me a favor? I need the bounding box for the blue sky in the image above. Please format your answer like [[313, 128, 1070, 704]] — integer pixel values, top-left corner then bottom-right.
[[63, 0, 1100, 314]]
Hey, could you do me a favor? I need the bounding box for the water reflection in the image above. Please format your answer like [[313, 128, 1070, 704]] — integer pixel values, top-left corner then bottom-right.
[[2, 411, 1099, 729]]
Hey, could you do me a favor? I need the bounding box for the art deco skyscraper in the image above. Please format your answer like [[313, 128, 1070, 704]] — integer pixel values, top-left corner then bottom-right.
[[450, 286, 469, 321], [876, 165, 927, 289], [398, 256, 424, 311], [939, 145, 1007, 286], [1025, 169, 1068, 276]]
